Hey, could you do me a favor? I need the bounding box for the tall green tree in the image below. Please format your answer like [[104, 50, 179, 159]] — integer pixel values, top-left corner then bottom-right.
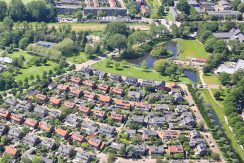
[[0, 1, 8, 21], [107, 34, 127, 54], [9, 0, 27, 21], [176, 0, 190, 14], [105, 22, 130, 36]]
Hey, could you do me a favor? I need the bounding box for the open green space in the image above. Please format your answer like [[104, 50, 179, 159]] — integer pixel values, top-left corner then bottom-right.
[[200, 89, 244, 161], [3, 0, 35, 4], [202, 73, 220, 85], [7, 51, 58, 81], [66, 52, 89, 64], [92, 59, 192, 83], [210, 88, 226, 106], [177, 39, 209, 60], [46, 23, 150, 31]]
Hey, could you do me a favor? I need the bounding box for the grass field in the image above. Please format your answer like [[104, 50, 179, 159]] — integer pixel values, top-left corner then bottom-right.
[[202, 73, 220, 85], [92, 59, 192, 83], [46, 23, 150, 31], [66, 52, 89, 64], [177, 39, 209, 60], [7, 51, 58, 81], [200, 89, 244, 161], [210, 88, 226, 106]]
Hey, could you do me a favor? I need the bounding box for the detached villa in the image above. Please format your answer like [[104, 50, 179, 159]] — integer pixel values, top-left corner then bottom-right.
[[213, 28, 244, 42]]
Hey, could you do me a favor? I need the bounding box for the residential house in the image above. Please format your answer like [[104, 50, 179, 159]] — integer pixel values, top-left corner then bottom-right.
[[23, 134, 40, 146], [0, 124, 8, 135], [87, 135, 102, 149], [24, 118, 39, 129], [39, 121, 54, 133], [169, 7, 179, 19], [49, 110, 62, 118], [65, 114, 81, 127], [98, 95, 112, 104], [142, 129, 158, 140], [35, 94, 49, 103], [0, 108, 11, 119], [71, 132, 85, 143], [127, 91, 141, 101], [213, 28, 244, 43], [34, 106, 49, 117], [176, 105, 188, 113], [83, 80, 96, 88], [80, 121, 98, 134], [57, 84, 69, 92], [64, 101, 76, 109], [5, 98, 18, 107], [167, 145, 184, 154], [111, 112, 123, 122], [129, 144, 147, 156], [5, 146, 20, 158], [99, 125, 115, 137], [75, 149, 93, 163], [154, 81, 166, 91], [58, 144, 75, 157], [149, 146, 165, 155], [10, 114, 25, 124], [110, 87, 123, 95], [109, 142, 125, 151], [97, 84, 110, 93], [70, 76, 82, 85], [158, 130, 179, 140], [173, 93, 184, 103], [41, 138, 56, 150], [141, 80, 155, 87], [131, 115, 145, 125], [196, 143, 209, 156], [84, 7, 127, 17], [134, 102, 151, 112], [93, 109, 106, 118], [125, 77, 138, 86], [55, 128, 69, 139], [70, 87, 82, 97], [179, 112, 195, 128], [189, 138, 205, 148], [154, 104, 170, 112], [49, 97, 62, 106], [84, 91, 96, 100], [78, 105, 91, 115], [190, 130, 201, 139], [114, 99, 131, 110], [80, 67, 93, 77], [124, 129, 136, 137], [93, 70, 107, 79], [148, 116, 166, 128], [8, 127, 24, 139], [0, 57, 12, 64], [15, 101, 33, 112]]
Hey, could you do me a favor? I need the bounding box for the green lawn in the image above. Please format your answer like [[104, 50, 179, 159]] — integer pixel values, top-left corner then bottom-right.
[[66, 52, 89, 64], [200, 89, 244, 161], [202, 73, 220, 85], [210, 89, 226, 106], [7, 51, 58, 81], [46, 23, 150, 31], [177, 39, 209, 60], [92, 59, 192, 83]]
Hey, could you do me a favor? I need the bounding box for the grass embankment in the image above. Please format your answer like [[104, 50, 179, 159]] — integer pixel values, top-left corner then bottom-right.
[[202, 73, 220, 85], [92, 59, 192, 83], [46, 23, 150, 31], [177, 39, 209, 60], [200, 89, 244, 161], [7, 51, 58, 81]]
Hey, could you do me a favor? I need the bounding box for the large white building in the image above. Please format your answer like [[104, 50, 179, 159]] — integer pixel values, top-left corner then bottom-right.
[[214, 59, 244, 74]]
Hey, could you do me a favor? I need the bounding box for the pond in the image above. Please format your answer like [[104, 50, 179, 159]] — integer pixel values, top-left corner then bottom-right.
[[184, 70, 198, 83], [126, 41, 177, 68]]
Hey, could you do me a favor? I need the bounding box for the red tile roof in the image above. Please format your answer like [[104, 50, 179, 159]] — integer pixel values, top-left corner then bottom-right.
[[158, 130, 179, 140], [114, 99, 131, 109], [57, 84, 69, 91], [82, 80, 95, 87], [78, 105, 91, 114], [64, 101, 76, 109], [168, 145, 184, 153], [196, 58, 207, 63], [93, 109, 106, 118], [110, 87, 123, 95], [5, 146, 19, 157], [84, 91, 96, 99], [24, 118, 39, 128], [87, 135, 102, 148], [70, 76, 82, 84], [71, 132, 85, 142], [98, 95, 112, 103], [0, 108, 11, 118], [70, 87, 82, 96], [111, 112, 123, 121], [55, 128, 69, 138], [35, 94, 49, 101], [49, 97, 62, 105], [97, 84, 110, 92], [39, 122, 54, 132], [10, 114, 24, 123]]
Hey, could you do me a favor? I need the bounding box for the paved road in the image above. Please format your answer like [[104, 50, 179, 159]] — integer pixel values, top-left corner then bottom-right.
[[179, 84, 224, 162]]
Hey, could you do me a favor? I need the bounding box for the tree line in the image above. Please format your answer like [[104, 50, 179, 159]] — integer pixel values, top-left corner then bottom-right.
[[0, 0, 56, 22]]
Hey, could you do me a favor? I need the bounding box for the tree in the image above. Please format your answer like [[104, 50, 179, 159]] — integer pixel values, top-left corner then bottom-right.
[[26, 1, 56, 22], [1, 136, 7, 145], [19, 37, 30, 49], [32, 156, 42, 163], [0, 1, 8, 21], [176, 0, 190, 14], [150, 46, 172, 58], [105, 22, 130, 36], [149, 25, 169, 38], [9, 0, 27, 21], [157, 5, 165, 17], [141, 60, 148, 69], [128, 31, 150, 45], [107, 34, 127, 54], [2, 17, 14, 30], [237, 3, 244, 13], [211, 152, 220, 161], [232, 0, 241, 10], [107, 153, 116, 163], [218, 72, 231, 85]]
